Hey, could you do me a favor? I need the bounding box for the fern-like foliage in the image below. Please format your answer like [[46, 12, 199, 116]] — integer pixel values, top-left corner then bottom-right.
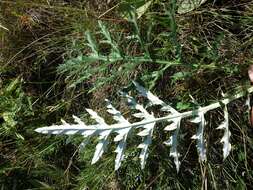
[[35, 82, 253, 171], [58, 12, 179, 90]]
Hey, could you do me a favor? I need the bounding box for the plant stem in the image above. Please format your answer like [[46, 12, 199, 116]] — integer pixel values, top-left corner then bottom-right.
[[125, 85, 253, 129], [85, 55, 180, 65], [36, 85, 253, 133]]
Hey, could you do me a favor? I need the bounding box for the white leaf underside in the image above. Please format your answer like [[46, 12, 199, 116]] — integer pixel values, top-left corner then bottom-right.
[[216, 105, 231, 159], [133, 82, 181, 171], [105, 100, 131, 170], [121, 89, 156, 169], [191, 110, 207, 162], [92, 129, 111, 164], [35, 82, 253, 171]]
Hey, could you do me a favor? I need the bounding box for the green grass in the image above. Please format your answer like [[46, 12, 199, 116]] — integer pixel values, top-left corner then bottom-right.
[[1, 0, 253, 189]]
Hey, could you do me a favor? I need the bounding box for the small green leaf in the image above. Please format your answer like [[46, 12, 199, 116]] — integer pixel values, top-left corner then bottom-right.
[[85, 31, 99, 56], [176, 102, 191, 110], [15, 132, 25, 140], [6, 78, 20, 93], [177, 0, 207, 14], [171, 71, 191, 82], [136, 0, 152, 19], [3, 112, 17, 127]]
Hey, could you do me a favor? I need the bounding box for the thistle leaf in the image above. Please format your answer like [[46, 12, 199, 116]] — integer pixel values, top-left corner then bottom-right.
[[85, 109, 107, 126], [164, 117, 181, 172], [105, 99, 131, 170], [35, 82, 253, 172], [114, 132, 128, 170], [164, 122, 178, 131], [133, 81, 164, 106], [133, 81, 181, 171], [138, 122, 155, 169], [92, 129, 112, 164], [85, 31, 99, 56], [121, 90, 156, 169], [191, 111, 207, 162], [216, 105, 231, 159], [98, 21, 121, 56], [105, 99, 127, 123], [35, 117, 95, 136], [133, 82, 178, 114]]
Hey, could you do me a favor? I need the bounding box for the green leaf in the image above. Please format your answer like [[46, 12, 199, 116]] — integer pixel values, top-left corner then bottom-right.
[[6, 78, 20, 93], [85, 31, 99, 56], [2, 112, 17, 127], [136, 0, 152, 19], [176, 102, 191, 110], [171, 71, 191, 82], [177, 0, 207, 14], [15, 132, 25, 140]]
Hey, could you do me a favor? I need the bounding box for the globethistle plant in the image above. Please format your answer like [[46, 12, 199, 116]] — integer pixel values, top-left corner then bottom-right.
[[35, 82, 253, 172]]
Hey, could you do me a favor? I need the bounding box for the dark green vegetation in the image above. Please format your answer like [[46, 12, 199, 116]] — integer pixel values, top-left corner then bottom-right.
[[1, 0, 253, 189]]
